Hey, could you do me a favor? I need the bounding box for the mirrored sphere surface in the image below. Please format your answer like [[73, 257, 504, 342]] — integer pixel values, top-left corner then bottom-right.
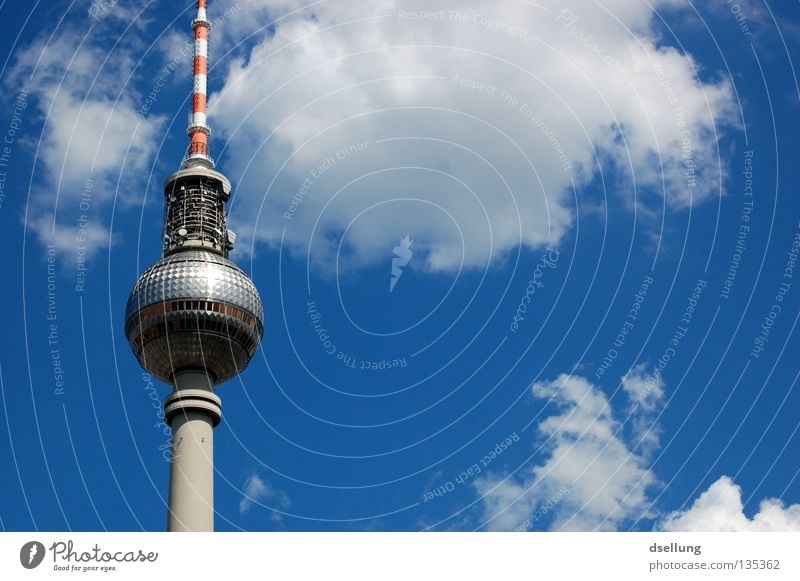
[[125, 250, 263, 384]]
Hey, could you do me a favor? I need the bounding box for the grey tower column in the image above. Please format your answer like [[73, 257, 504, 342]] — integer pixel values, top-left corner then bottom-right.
[[164, 370, 222, 532]]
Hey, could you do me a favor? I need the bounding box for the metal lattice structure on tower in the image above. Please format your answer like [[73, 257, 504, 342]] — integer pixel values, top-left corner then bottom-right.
[[124, 0, 264, 532]]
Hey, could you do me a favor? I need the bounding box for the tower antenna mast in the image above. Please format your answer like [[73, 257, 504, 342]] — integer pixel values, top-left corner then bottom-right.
[[185, 0, 213, 169]]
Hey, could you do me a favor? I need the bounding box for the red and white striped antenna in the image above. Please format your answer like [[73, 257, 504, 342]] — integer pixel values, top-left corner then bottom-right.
[[183, 0, 213, 169]]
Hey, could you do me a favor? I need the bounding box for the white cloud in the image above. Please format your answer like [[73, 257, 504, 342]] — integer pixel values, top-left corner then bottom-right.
[[41, 92, 162, 187], [475, 371, 664, 531], [239, 473, 291, 519], [622, 363, 664, 411], [210, 0, 735, 270], [8, 31, 166, 262], [660, 476, 800, 532], [476, 371, 800, 532], [622, 363, 664, 451], [9, 0, 737, 269]]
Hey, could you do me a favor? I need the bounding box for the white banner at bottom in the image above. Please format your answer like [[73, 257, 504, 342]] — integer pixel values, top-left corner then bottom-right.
[[1, 532, 798, 580]]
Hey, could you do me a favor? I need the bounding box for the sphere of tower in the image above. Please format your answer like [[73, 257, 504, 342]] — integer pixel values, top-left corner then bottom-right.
[[125, 249, 263, 385]]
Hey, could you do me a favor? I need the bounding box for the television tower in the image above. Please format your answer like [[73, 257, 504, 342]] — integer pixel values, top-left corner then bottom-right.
[[125, 0, 263, 531]]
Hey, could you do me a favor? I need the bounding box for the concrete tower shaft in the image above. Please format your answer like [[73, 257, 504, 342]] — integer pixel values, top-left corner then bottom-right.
[[165, 371, 221, 532]]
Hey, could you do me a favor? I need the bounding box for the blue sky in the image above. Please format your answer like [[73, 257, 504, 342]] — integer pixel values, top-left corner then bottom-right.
[[1, 0, 799, 532]]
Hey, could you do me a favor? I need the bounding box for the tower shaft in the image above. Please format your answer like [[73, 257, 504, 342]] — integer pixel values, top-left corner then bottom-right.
[[167, 411, 214, 531], [165, 371, 220, 532]]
